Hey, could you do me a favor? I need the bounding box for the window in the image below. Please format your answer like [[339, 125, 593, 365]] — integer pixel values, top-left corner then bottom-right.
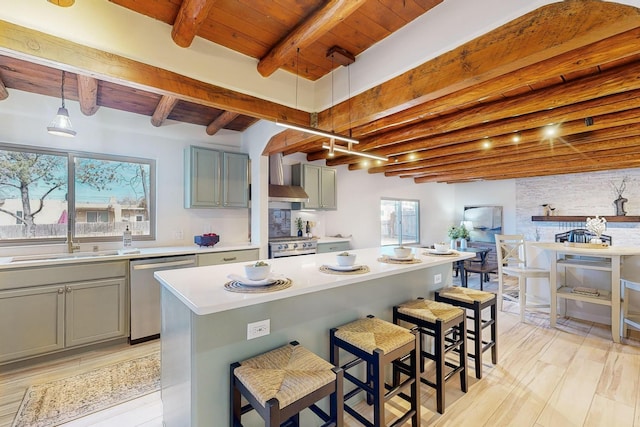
[[380, 198, 419, 246], [86, 211, 109, 223], [0, 144, 155, 244]]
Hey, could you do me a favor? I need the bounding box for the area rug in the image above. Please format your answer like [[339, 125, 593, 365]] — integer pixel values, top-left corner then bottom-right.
[[11, 353, 160, 427]]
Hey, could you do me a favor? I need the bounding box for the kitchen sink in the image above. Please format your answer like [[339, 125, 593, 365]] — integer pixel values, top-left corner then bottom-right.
[[6, 250, 120, 263]]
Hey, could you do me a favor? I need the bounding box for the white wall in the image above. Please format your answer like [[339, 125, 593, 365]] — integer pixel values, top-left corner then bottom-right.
[[0, 90, 250, 256]]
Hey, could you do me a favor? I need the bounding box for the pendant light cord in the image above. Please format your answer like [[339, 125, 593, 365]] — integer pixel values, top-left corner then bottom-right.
[[61, 70, 66, 108]]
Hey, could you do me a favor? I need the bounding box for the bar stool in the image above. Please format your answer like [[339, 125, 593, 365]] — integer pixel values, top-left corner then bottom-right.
[[393, 298, 468, 414], [329, 315, 420, 427], [435, 286, 497, 379], [230, 341, 343, 426]]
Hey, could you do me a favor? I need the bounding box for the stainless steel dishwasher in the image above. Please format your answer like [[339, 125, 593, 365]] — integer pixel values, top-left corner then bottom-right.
[[129, 255, 196, 344]]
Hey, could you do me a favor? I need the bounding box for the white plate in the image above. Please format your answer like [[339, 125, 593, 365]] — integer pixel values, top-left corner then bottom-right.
[[388, 255, 414, 261], [326, 264, 362, 272], [227, 274, 278, 287], [427, 249, 455, 255]]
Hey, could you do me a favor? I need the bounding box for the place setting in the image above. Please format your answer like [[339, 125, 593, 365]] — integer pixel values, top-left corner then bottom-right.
[[319, 252, 370, 274], [423, 242, 459, 257], [378, 246, 422, 264], [224, 261, 292, 293]]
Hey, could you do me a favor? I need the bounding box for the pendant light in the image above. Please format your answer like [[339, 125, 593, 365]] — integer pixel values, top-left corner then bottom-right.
[[47, 70, 76, 137], [276, 48, 359, 144]]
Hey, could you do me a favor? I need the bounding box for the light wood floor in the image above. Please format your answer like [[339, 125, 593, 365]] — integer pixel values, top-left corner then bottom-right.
[[1, 274, 639, 426]]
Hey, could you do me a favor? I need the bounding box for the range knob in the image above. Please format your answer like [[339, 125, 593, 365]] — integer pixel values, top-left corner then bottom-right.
[[293, 243, 299, 249]]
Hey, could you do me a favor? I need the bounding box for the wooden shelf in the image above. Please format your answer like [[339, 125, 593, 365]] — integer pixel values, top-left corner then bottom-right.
[[531, 215, 640, 222]]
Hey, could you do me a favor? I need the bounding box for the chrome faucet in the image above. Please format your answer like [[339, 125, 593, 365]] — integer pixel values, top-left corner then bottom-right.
[[67, 231, 80, 253]]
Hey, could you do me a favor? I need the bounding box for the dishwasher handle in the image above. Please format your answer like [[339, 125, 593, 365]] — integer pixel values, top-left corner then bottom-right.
[[132, 259, 196, 270]]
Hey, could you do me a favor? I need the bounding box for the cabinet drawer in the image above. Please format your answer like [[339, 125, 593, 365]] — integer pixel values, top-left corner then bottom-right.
[[197, 249, 259, 266], [0, 261, 128, 291], [317, 241, 350, 253]]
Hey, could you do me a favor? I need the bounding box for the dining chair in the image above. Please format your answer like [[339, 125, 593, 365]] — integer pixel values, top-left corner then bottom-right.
[[495, 234, 550, 322]]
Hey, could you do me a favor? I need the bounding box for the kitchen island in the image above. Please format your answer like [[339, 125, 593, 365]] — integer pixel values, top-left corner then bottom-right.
[[155, 246, 474, 426]]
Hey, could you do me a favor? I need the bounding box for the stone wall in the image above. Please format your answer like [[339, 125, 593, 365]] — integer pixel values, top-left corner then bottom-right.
[[516, 168, 640, 246]]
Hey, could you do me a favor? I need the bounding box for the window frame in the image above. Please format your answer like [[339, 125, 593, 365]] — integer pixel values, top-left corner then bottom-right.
[[0, 142, 156, 246], [380, 197, 420, 247]]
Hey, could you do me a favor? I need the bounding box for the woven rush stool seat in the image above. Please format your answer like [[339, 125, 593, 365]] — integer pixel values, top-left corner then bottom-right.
[[230, 341, 343, 427], [330, 315, 420, 427], [393, 298, 468, 414], [435, 286, 498, 379]]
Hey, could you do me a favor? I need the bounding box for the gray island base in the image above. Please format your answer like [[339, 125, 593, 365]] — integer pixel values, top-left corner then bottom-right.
[[156, 247, 473, 426]]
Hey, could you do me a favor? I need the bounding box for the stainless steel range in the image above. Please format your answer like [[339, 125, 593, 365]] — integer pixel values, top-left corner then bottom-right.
[[268, 237, 318, 258]]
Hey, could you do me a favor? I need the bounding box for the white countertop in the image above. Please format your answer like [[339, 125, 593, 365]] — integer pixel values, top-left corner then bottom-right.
[[0, 242, 258, 269], [155, 246, 474, 316], [533, 242, 640, 256]]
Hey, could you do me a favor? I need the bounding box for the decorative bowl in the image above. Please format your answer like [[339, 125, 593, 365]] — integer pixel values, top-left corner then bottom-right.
[[194, 234, 219, 247], [336, 252, 356, 266], [394, 246, 412, 258], [433, 242, 449, 253], [244, 262, 271, 281]]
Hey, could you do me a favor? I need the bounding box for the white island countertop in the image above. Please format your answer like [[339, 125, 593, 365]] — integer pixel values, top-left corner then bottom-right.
[[155, 246, 474, 316]]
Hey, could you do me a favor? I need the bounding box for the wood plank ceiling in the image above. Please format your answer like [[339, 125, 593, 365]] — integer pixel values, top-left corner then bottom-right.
[[1, 0, 640, 184]]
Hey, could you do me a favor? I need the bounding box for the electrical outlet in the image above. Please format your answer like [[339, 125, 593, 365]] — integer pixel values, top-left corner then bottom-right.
[[247, 319, 270, 340], [434, 273, 442, 284], [175, 230, 183, 240]]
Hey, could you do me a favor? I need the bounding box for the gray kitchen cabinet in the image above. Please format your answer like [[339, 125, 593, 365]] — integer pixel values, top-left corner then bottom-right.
[[0, 261, 128, 364], [0, 285, 65, 362], [185, 146, 249, 209], [222, 152, 250, 208], [292, 164, 337, 210], [317, 241, 351, 254], [196, 249, 259, 266], [65, 278, 127, 347]]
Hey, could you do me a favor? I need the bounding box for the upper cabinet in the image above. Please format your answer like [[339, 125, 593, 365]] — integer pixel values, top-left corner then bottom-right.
[[292, 164, 337, 210], [184, 146, 249, 209]]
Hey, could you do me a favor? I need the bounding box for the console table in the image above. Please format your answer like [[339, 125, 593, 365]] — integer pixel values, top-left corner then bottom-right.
[[534, 242, 640, 343]]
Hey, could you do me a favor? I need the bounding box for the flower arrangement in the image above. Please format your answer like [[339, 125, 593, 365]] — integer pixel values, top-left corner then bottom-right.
[[586, 215, 606, 241], [295, 217, 303, 231]]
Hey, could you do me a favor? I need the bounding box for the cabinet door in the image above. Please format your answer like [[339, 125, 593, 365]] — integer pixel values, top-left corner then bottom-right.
[[320, 167, 337, 210], [185, 146, 221, 208], [222, 152, 249, 208], [65, 278, 127, 347], [303, 164, 322, 209], [0, 285, 65, 363]]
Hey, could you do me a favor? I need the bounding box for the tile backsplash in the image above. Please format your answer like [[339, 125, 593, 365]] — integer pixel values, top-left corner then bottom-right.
[[268, 209, 291, 238]]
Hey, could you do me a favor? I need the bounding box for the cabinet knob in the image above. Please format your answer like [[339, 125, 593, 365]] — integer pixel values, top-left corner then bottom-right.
[[58, 288, 64, 294], [65, 286, 72, 293]]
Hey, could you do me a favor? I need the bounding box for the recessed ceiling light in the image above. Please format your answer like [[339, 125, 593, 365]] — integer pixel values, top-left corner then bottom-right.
[[512, 133, 521, 143], [544, 125, 557, 137]]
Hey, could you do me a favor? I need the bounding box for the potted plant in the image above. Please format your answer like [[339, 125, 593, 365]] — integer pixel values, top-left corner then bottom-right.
[[458, 224, 469, 249], [447, 226, 460, 249], [295, 217, 304, 237]]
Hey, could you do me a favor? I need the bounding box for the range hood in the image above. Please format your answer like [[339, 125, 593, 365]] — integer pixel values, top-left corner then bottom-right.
[[268, 153, 309, 203]]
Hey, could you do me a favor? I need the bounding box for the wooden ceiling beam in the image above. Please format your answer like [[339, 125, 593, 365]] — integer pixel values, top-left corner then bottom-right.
[[317, 63, 640, 167], [0, 19, 308, 125], [151, 95, 179, 127], [390, 134, 640, 178], [171, 0, 218, 48], [264, 1, 640, 155], [257, 0, 367, 77], [206, 111, 239, 135], [368, 119, 640, 176], [417, 154, 640, 184], [0, 76, 8, 100], [77, 74, 99, 116]]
